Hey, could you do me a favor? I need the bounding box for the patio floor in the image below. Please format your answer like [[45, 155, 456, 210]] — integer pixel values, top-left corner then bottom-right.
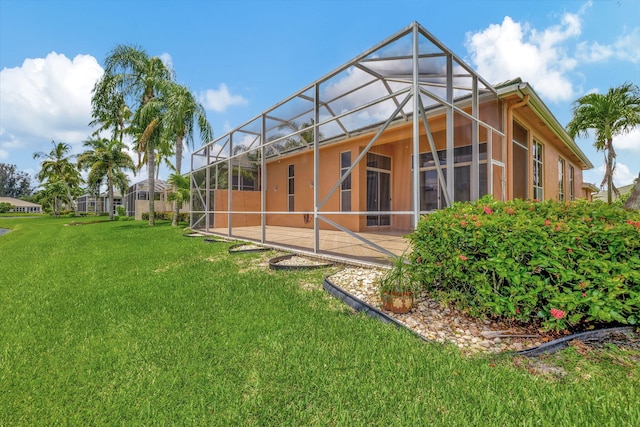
[[205, 225, 412, 265]]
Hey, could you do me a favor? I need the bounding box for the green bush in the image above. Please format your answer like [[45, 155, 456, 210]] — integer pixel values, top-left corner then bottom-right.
[[141, 211, 188, 222], [409, 196, 640, 331]]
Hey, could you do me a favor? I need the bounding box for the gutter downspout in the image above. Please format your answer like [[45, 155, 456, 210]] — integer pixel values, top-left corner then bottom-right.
[[506, 91, 530, 200]]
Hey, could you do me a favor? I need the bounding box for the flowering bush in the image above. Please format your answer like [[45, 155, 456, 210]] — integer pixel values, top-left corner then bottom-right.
[[409, 196, 640, 331]]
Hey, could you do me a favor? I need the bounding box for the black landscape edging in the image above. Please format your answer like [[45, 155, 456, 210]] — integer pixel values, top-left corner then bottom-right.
[[204, 237, 225, 243], [228, 243, 271, 254], [516, 326, 636, 357], [323, 274, 637, 357], [323, 275, 429, 342], [270, 254, 333, 271]]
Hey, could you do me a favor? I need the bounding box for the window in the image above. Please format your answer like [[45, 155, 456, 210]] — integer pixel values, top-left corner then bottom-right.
[[558, 157, 565, 201], [340, 151, 351, 212], [533, 141, 544, 200], [569, 165, 575, 201], [366, 153, 391, 226], [512, 121, 529, 199], [417, 144, 488, 210], [288, 164, 294, 212]]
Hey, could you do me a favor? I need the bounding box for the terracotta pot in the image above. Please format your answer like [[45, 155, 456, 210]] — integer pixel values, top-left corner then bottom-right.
[[381, 291, 414, 314]]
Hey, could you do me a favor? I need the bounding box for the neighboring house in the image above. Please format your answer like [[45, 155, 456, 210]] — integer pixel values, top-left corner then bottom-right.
[[124, 179, 170, 220], [189, 22, 594, 264], [0, 196, 42, 213], [581, 183, 600, 202], [77, 192, 124, 216], [592, 182, 635, 203]]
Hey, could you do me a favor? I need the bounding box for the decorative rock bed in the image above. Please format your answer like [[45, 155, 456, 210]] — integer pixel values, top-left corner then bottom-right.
[[327, 267, 564, 354], [269, 254, 333, 271]]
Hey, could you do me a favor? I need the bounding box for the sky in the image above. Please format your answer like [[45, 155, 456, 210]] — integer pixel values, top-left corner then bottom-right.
[[1, 0, 639, 190]]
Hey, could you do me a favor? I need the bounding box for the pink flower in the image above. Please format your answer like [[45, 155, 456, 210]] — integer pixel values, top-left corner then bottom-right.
[[506, 207, 515, 215], [582, 292, 587, 297], [544, 219, 551, 226], [459, 255, 468, 261], [483, 205, 493, 215], [516, 308, 521, 314], [460, 220, 468, 226], [550, 308, 566, 319], [567, 249, 573, 253]]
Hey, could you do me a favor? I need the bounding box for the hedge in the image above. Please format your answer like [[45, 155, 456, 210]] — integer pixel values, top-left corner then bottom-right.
[[408, 196, 640, 331]]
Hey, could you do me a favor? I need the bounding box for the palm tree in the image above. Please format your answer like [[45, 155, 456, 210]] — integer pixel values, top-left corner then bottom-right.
[[567, 83, 640, 204], [166, 172, 190, 225], [162, 82, 212, 226], [34, 180, 67, 216], [93, 44, 173, 225], [33, 141, 82, 215], [78, 138, 135, 220]]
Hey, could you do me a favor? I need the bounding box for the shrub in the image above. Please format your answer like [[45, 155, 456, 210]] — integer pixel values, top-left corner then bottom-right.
[[0, 202, 13, 213], [409, 196, 640, 331], [116, 205, 126, 217], [141, 211, 188, 222]]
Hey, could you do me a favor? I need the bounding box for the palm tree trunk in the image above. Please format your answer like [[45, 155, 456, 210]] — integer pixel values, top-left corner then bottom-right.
[[107, 170, 115, 221], [172, 135, 185, 227], [624, 174, 640, 210], [148, 140, 155, 226]]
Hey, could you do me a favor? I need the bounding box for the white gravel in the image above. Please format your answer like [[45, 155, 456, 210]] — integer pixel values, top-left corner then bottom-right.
[[328, 267, 545, 354]]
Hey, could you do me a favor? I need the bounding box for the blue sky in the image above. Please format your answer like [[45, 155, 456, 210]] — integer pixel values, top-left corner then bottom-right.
[[1, 0, 639, 189]]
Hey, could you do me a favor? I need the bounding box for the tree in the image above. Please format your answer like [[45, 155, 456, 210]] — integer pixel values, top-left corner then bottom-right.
[[624, 174, 640, 210], [93, 45, 173, 226], [567, 83, 640, 204], [78, 138, 135, 220], [162, 82, 212, 226], [167, 172, 190, 225], [34, 180, 68, 216], [0, 163, 33, 198], [33, 141, 82, 215]]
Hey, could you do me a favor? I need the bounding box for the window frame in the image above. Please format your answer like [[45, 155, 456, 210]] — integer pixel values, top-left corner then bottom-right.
[[340, 151, 352, 212], [558, 157, 565, 201], [532, 140, 544, 201], [287, 164, 294, 212]]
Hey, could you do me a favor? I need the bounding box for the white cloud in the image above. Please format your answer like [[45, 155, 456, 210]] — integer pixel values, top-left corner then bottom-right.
[[465, 14, 581, 102], [592, 162, 637, 187], [614, 126, 640, 152], [0, 52, 103, 157], [199, 83, 248, 112], [578, 27, 640, 64]]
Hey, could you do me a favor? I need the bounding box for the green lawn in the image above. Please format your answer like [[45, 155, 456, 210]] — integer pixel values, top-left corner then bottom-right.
[[1, 217, 638, 425]]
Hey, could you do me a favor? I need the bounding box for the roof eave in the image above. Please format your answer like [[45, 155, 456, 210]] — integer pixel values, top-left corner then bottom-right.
[[497, 82, 594, 170]]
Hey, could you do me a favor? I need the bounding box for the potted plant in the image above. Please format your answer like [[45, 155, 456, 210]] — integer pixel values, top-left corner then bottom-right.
[[378, 254, 419, 314]]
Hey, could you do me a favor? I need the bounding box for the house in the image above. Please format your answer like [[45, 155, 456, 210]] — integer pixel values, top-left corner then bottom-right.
[[124, 179, 170, 220], [190, 22, 593, 264], [582, 182, 600, 201], [0, 196, 42, 213], [77, 192, 124, 215], [592, 182, 635, 202]]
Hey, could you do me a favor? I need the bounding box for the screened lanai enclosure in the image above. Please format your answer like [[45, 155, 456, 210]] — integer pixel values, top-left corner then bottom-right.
[[191, 22, 505, 264]]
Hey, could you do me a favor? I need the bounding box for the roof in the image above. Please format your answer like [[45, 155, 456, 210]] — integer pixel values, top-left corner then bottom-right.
[[496, 79, 594, 169], [592, 183, 635, 201], [0, 196, 41, 208], [126, 179, 166, 192], [193, 21, 500, 169]]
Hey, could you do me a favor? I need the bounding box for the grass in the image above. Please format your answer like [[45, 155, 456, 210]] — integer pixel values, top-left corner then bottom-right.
[[0, 217, 638, 425]]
